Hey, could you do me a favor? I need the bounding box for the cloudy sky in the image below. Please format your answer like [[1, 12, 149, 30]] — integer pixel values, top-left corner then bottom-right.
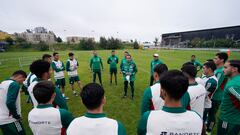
[[1, 0, 240, 42]]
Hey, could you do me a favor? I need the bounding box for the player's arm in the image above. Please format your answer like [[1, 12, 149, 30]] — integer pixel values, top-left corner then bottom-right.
[[51, 62, 61, 72], [120, 59, 123, 71], [54, 87, 68, 110], [59, 109, 74, 129], [205, 79, 217, 93], [133, 63, 138, 74], [117, 121, 126, 135], [228, 86, 240, 101], [137, 111, 150, 135], [107, 57, 111, 64], [141, 88, 152, 115], [66, 61, 71, 71], [89, 58, 93, 71], [116, 57, 119, 64], [197, 61, 203, 71], [62, 62, 65, 71], [180, 91, 191, 110], [100, 57, 103, 70], [6, 82, 21, 119]]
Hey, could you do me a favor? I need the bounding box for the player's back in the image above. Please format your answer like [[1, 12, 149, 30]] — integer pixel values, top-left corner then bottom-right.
[[187, 83, 206, 118]]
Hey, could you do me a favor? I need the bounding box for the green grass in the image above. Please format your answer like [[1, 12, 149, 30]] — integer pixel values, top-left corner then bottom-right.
[[0, 49, 239, 135]]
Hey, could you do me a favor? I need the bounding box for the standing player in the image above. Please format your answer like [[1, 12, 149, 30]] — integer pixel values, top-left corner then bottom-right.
[[206, 52, 228, 133], [28, 60, 68, 110], [28, 81, 74, 135], [191, 55, 203, 71], [217, 60, 240, 135], [137, 70, 203, 135], [121, 54, 137, 100], [66, 52, 83, 96], [202, 61, 218, 123], [51, 52, 68, 100], [67, 83, 126, 135], [120, 51, 129, 73], [149, 53, 164, 86], [107, 50, 119, 85], [181, 64, 206, 118], [141, 64, 168, 115], [0, 70, 27, 135], [90, 51, 103, 86]]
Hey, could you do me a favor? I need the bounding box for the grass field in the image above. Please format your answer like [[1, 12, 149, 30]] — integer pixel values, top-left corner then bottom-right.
[[0, 49, 239, 135]]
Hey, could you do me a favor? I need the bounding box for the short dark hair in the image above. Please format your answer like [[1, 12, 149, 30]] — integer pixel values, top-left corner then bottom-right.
[[191, 55, 196, 57], [154, 64, 168, 77], [33, 81, 55, 104], [182, 62, 194, 67], [229, 60, 240, 72], [203, 61, 216, 72], [30, 60, 50, 78], [216, 52, 228, 63], [181, 64, 197, 78], [42, 54, 52, 60], [124, 51, 128, 54], [160, 70, 189, 100], [12, 70, 27, 78], [68, 52, 74, 57], [53, 52, 59, 56], [112, 50, 115, 52], [80, 83, 104, 110]]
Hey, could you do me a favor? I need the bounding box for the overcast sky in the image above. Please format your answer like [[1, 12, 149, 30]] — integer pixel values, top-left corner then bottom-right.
[[1, 0, 240, 42]]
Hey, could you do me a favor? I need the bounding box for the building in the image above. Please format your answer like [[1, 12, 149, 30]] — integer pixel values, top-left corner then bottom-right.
[[13, 27, 56, 44], [161, 25, 240, 47], [66, 36, 95, 44]]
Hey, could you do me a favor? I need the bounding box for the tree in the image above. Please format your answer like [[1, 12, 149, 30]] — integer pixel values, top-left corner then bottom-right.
[[153, 37, 159, 46], [5, 37, 14, 45], [99, 37, 108, 49], [133, 40, 139, 49], [56, 37, 62, 43], [80, 39, 96, 50]]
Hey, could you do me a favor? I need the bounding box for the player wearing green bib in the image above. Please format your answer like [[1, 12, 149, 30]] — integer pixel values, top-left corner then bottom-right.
[[206, 52, 228, 133], [67, 83, 126, 135], [141, 64, 168, 115], [90, 51, 103, 86], [120, 51, 129, 74], [121, 54, 137, 100], [217, 60, 240, 135], [28, 81, 74, 135], [107, 50, 119, 85], [149, 53, 164, 86], [138, 70, 202, 135], [66, 52, 83, 96], [51, 52, 69, 100], [191, 55, 203, 72], [0, 70, 27, 135]]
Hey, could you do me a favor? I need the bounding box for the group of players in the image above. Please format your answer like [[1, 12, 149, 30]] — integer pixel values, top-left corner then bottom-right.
[[0, 50, 239, 135]]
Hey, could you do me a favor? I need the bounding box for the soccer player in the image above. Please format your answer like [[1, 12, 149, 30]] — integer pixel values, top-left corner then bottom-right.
[[217, 60, 240, 135], [28, 81, 74, 135], [66, 52, 83, 96], [181, 64, 206, 118], [121, 54, 137, 100], [120, 51, 129, 73], [191, 55, 203, 71], [137, 70, 203, 135], [141, 64, 168, 115], [149, 53, 164, 86], [0, 70, 27, 135], [28, 60, 68, 110], [202, 61, 218, 123], [206, 52, 228, 133], [51, 52, 68, 99], [67, 83, 126, 135], [90, 51, 103, 86], [107, 50, 119, 85], [23, 54, 52, 103]]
